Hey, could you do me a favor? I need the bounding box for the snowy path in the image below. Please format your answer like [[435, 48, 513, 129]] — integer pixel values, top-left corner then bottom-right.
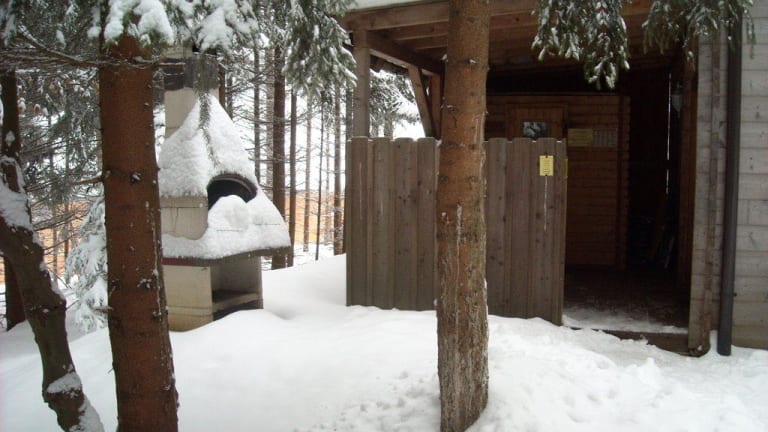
[[1, 255, 767, 431]]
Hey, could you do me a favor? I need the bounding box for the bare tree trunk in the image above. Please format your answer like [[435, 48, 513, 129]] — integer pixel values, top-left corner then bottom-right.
[[436, 1, 490, 431], [99, 35, 178, 432], [253, 44, 261, 183], [264, 48, 274, 198], [271, 46, 287, 269], [303, 101, 312, 253], [333, 85, 343, 255], [1, 69, 104, 431], [288, 90, 298, 266], [343, 88, 353, 253], [315, 108, 325, 261]]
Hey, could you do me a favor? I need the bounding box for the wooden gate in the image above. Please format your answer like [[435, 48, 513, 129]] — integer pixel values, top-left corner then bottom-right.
[[345, 137, 567, 324]]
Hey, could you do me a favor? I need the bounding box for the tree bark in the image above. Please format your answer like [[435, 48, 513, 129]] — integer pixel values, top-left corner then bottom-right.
[[436, 1, 490, 431], [333, 84, 343, 255], [303, 101, 312, 253], [253, 44, 261, 183], [315, 108, 325, 261], [4, 258, 26, 329], [288, 90, 298, 266], [271, 46, 287, 269], [99, 35, 178, 432], [1, 68, 104, 431]]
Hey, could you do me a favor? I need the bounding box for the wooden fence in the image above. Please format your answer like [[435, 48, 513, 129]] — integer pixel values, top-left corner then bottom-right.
[[345, 137, 567, 323]]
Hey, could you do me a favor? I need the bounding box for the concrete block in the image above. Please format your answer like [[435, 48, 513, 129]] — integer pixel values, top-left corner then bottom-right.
[[164, 265, 212, 309], [740, 149, 768, 174]]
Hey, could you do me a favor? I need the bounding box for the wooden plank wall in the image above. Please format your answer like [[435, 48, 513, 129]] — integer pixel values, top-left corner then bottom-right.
[[347, 137, 566, 325], [486, 138, 567, 323], [487, 94, 629, 269], [346, 137, 438, 310]]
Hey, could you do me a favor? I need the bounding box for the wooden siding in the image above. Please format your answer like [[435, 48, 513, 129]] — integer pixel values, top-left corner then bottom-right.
[[691, 0, 768, 350], [487, 94, 629, 269]]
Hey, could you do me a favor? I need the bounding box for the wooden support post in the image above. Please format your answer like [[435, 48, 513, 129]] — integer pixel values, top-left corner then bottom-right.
[[353, 31, 371, 137], [429, 74, 443, 139], [408, 66, 435, 137]]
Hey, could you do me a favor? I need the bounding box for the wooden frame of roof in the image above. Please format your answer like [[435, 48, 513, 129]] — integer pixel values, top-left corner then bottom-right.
[[341, 0, 662, 138]]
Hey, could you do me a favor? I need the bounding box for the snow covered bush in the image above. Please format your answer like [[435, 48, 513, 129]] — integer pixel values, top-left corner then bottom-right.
[[65, 197, 108, 332]]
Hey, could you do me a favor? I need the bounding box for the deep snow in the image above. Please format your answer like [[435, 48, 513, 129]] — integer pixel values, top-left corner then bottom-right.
[[1, 256, 767, 431]]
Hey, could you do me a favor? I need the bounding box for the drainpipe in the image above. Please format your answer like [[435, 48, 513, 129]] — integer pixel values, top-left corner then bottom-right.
[[718, 11, 743, 356]]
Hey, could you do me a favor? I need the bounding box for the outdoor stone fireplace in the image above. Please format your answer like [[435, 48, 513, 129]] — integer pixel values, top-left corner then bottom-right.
[[158, 48, 290, 331]]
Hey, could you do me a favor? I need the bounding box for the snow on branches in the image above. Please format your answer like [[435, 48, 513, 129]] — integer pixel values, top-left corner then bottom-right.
[[533, 0, 630, 89]]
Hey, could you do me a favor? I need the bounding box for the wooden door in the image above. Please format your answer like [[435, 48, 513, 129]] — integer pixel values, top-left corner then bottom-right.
[[507, 106, 566, 140]]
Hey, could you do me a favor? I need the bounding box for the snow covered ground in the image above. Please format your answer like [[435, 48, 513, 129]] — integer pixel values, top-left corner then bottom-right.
[[1, 256, 767, 431]]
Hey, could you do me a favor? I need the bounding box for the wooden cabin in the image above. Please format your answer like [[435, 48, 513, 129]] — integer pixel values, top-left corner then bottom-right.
[[342, 0, 768, 352]]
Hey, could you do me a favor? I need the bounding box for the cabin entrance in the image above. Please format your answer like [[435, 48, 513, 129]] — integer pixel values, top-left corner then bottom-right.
[[488, 63, 693, 345]]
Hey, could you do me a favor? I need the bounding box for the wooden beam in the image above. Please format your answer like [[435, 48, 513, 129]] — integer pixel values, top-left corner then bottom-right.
[[429, 74, 442, 138], [353, 31, 371, 137], [366, 31, 443, 75], [408, 65, 435, 137]]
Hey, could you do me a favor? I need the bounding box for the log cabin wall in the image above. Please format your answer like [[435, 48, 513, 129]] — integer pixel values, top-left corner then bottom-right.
[[486, 94, 630, 269]]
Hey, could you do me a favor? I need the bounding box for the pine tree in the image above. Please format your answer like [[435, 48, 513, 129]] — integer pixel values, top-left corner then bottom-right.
[[65, 197, 108, 332], [436, 1, 490, 430]]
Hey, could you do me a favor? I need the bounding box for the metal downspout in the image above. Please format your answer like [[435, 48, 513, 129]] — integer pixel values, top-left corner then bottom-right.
[[718, 12, 743, 356]]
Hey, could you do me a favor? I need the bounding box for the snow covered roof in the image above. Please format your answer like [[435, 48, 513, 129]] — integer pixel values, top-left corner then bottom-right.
[[162, 194, 291, 259], [158, 94, 290, 259], [158, 94, 258, 198]]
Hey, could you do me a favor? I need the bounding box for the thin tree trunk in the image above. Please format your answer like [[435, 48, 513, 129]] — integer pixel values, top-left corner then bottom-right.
[[315, 108, 324, 261], [436, 1, 490, 431], [253, 44, 261, 183], [343, 88, 353, 253], [271, 46, 287, 269], [1, 69, 104, 431], [99, 35, 178, 432], [303, 100, 312, 253], [264, 48, 274, 198], [288, 90, 298, 266], [333, 84, 343, 255], [324, 114, 331, 246]]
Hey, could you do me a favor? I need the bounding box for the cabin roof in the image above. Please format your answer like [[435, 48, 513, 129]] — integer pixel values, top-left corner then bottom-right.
[[342, 0, 670, 77]]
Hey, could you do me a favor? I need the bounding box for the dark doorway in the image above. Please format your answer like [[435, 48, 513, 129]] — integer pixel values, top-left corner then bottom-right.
[[563, 64, 690, 335]]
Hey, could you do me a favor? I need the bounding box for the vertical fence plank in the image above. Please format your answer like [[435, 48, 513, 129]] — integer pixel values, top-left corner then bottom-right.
[[551, 139, 568, 324], [346, 137, 372, 305], [507, 138, 532, 317], [486, 138, 508, 315], [533, 138, 556, 319], [416, 138, 438, 309], [394, 138, 419, 309], [371, 137, 395, 308]]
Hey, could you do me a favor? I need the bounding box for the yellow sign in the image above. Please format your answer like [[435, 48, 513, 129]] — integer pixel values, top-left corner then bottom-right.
[[539, 155, 554, 176], [567, 128, 594, 147]]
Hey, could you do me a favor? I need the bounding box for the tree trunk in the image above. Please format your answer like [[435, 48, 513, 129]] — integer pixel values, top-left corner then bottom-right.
[[333, 84, 343, 255], [4, 258, 26, 329], [315, 108, 325, 261], [99, 35, 178, 432], [288, 90, 298, 266], [303, 101, 313, 253], [436, 1, 490, 431], [1, 69, 104, 431], [271, 46, 287, 269], [264, 48, 274, 198], [253, 44, 261, 183], [343, 88, 353, 253]]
